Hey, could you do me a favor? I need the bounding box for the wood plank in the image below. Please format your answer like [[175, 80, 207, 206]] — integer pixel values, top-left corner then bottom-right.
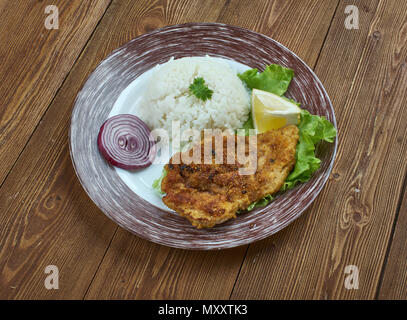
[[83, 0, 239, 300], [86, 233, 245, 299], [0, 0, 111, 186], [378, 186, 407, 299], [0, 0, 228, 300], [84, 0, 339, 299], [0, 0, 339, 299], [217, 0, 339, 66], [231, 0, 407, 299]]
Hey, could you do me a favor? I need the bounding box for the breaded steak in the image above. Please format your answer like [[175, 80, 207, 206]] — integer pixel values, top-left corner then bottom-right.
[[161, 125, 299, 228]]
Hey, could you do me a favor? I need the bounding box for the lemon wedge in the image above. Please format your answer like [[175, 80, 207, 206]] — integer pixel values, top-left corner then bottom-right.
[[252, 88, 301, 133]]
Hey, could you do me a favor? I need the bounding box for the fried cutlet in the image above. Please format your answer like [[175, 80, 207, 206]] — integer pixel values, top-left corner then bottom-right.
[[161, 125, 299, 228]]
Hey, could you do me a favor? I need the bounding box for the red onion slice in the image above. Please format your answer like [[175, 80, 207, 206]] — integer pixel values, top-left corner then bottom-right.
[[97, 114, 156, 170]]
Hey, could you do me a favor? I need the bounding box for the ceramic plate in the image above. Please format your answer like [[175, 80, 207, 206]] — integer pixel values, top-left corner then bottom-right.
[[69, 23, 337, 250]]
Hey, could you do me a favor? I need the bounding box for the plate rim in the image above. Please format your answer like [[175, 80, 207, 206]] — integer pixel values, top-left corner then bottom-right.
[[69, 22, 337, 250]]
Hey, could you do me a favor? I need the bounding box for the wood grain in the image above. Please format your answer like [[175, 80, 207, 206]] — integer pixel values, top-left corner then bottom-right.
[[217, 0, 339, 66], [70, 23, 336, 250], [0, 0, 111, 187], [231, 0, 407, 299], [84, 0, 339, 299], [1, 0, 404, 300], [85, 233, 246, 299], [0, 0, 228, 300], [0, 37, 121, 297], [378, 185, 407, 299], [375, 0, 407, 299]]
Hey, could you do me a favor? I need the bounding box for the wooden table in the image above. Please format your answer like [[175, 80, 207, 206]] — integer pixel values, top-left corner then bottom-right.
[[0, 0, 406, 300]]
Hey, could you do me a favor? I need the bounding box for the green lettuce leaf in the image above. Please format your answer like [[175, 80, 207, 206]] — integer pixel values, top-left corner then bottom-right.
[[238, 64, 294, 96], [239, 112, 254, 136], [237, 63, 336, 205], [152, 168, 167, 196], [247, 194, 274, 211], [237, 194, 273, 214], [281, 109, 336, 191]]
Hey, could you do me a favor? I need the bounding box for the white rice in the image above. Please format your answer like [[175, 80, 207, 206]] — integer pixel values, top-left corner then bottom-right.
[[138, 56, 250, 138]]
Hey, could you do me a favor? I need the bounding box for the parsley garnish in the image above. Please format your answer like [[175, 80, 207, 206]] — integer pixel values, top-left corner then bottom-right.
[[189, 77, 213, 101]]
